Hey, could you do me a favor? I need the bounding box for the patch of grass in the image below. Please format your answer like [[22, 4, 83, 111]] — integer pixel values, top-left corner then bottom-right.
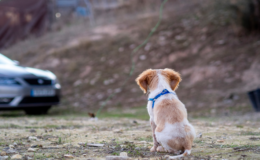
[[99, 106, 149, 120], [194, 139, 204, 144], [240, 131, 260, 136], [0, 124, 22, 129], [236, 125, 244, 128], [111, 152, 119, 156], [135, 136, 153, 142]]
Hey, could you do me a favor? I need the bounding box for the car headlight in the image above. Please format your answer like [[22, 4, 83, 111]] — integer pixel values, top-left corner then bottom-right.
[[53, 79, 61, 88], [0, 77, 20, 85]]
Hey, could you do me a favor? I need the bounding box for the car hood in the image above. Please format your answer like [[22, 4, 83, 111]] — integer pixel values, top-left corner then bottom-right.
[[0, 65, 56, 79]]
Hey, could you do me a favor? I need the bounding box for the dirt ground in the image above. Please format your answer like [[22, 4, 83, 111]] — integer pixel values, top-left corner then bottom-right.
[[0, 110, 260, 160]]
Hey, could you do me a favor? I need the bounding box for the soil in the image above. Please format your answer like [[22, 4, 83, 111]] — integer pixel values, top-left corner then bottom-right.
[[0, 113, 260, 159]]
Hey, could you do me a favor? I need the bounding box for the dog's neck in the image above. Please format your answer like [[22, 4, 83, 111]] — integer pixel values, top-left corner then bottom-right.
[[148, 72, 175, 98]]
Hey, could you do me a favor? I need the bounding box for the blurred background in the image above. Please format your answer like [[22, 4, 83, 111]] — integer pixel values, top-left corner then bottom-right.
[[0, 0, 260, 118]]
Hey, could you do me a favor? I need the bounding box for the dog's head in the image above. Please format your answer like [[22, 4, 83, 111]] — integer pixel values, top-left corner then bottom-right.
[[135, 68, 181, 93]]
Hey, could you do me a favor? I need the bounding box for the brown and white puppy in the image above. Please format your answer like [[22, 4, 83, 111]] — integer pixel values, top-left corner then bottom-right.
[[136, 68, 195, 158]]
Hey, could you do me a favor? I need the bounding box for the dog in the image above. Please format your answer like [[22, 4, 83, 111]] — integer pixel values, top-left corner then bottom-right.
[[135, 68, 196, 159]]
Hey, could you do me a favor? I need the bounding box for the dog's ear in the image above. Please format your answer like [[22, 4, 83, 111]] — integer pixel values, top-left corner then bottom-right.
[[163, 68, 182, 91], [135, 69, 154, 93]]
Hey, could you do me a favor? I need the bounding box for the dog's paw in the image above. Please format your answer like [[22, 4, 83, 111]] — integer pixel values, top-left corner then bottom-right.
[[150, 146, 157, 152], [156, 146, 167, 152]]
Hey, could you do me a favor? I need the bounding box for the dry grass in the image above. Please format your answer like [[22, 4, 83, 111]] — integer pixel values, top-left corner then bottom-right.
[[0, 110, 260, 159]]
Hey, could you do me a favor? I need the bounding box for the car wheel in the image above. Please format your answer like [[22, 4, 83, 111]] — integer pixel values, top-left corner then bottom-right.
[[24, 106, 51, 115]]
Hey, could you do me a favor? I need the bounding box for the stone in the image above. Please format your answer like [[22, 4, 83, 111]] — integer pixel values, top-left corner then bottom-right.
[[0, 152, 6, 156], [11, 154, 22, 160], [9, 145, 14, 149], [113, 129, 123, 133], [27, 148, 37, 152], [106, 156, 130, 160], [44, 153, 52, 158], [78, 142, 85, 146], [87, 143, 104, 147], [119, 152, 128, 157], [28, 136, 37, 141], [64, 154, 74, 159], [217, 140, 225, 143], [134, 147, 140, 150], [6, 149, 17, 154], [0, 156, 8, 160]]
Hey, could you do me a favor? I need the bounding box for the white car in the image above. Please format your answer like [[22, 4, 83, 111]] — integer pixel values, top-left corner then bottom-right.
[[0, 53, 61, 115]]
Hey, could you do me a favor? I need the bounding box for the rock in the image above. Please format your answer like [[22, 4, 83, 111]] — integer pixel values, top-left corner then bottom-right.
[[9, 145, 14, 149], [29, 129, 36, 133], [28, 136, 37, 141], [106, 156, 130, 160], [11, 154, 22, 160], [0, 152, 6, 156], [119, 152, 128, 157], [111, 139, 116, 141], [27, 148, 37, 152], [44, 153, 52, 158], [0, 156, 8, 160], [83, 154, 87, 157], [63, 143, 71, 148], [13, 143, 17, 146], [87, 143, 104, 147], [6, 149, 17, 154], [134, 147, 140, 150], [113, 129, 123, 133], [30, 144, 42, 148], [78, 142, 85, 146], [217, 140, 225, 143], [197, 133, 202, 138], [64, 154, 74, 159]]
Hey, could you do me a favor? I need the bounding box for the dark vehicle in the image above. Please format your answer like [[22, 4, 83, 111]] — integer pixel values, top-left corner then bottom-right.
[[0, 53, 61, 115]]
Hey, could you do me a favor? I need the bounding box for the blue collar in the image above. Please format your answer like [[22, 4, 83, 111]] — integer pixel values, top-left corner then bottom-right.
[[148, 89, 176, 109]]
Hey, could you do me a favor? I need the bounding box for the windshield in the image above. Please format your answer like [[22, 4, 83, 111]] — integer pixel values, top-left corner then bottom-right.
[[0, 53, 16, 65]]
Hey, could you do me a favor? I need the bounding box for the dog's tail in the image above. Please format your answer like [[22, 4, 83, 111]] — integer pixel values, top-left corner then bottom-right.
[[168, 150, 191, 159]]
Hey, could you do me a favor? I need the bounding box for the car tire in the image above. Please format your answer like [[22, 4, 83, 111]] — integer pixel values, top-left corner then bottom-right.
[[24, 106, 51, 115]]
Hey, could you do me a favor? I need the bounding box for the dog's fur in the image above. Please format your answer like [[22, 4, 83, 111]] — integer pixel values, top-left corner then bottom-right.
[[136, 68, 196, 158]]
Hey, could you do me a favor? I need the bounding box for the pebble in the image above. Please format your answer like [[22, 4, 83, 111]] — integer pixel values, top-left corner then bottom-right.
[[0, 156, 8, 160], [27, 148, 37, 152], [6, 149, 17, 154], [78, 142, 85, 146], [0, 152, 6, 156], [13, 143, 17, 146], [9, 145, 14, 149], [28, 136, 37, 141], [119, 152, 128, 157], [134, 147, 140, 150], [217, 140, 225, 143], [64, 154, 74, 159], [113, 129, 123, 133], [44, 153, 52, 158], [11, 154, 22, 160], [87, 143, 104, 147], [106, 156, 129, 160]]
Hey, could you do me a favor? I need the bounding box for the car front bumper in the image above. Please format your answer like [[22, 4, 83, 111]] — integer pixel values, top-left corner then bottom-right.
[[0, 84, 61, 109]]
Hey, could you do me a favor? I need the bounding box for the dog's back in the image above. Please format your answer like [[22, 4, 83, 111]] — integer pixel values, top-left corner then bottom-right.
[[154, 98, 195, 153]]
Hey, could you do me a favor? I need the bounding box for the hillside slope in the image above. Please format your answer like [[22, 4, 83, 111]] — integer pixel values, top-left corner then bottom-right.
[[2, 1, 260, 116]]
